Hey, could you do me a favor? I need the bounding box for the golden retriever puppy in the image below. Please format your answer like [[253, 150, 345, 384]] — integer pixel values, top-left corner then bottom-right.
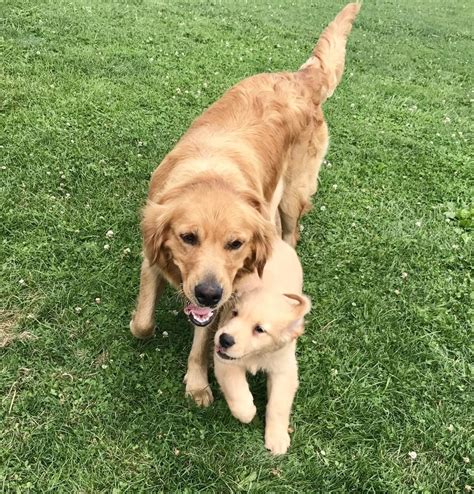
[[130, 3, 360, 406], [214, 238, 310, 455]]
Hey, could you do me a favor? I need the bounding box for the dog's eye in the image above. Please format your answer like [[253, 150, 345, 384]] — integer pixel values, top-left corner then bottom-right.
[[180, 233, 198, 246], [231, 309, 238, 317], [254, 325, 265, 334], [226, 239, 243, 250]]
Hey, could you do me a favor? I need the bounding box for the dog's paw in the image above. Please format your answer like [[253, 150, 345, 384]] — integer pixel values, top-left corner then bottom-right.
[[185, 386, 214, 408], [265, 428, 291, 455], [230, 403, 256, 424], [129, 317, 155, 340]]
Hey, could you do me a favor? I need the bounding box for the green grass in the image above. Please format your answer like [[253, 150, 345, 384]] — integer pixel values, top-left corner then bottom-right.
[[1, 0, 473, 491]]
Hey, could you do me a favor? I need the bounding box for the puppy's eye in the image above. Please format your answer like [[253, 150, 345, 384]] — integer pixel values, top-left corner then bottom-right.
[[231, 309, 238, 317], [180, 233, 198, 246], [226, 239, 243, 250], [254, 325, 265, 334]]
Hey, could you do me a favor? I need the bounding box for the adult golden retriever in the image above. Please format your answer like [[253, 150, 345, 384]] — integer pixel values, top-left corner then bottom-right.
[[130, 3, 360, 406]]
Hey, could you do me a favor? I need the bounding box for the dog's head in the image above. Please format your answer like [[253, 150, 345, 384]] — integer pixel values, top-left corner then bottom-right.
[[214, 288, 311, 362], [142, 178, 275, 326]]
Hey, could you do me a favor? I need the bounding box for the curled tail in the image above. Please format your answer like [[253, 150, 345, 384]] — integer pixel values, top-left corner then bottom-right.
[[300, 2, 361, 101]]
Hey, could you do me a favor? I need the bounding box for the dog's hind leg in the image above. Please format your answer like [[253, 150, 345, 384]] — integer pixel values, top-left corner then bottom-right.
[[130, 258, 166, 339], [184, 326, 214, 407], [280, 123, 328, 246], [279, 197, 312, 247]]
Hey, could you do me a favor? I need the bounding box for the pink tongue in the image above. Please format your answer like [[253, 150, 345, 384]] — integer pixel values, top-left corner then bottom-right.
[[184, 304, 213, 317]]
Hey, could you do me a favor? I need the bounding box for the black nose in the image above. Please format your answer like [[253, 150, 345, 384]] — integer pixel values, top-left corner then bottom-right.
[[194, 279, 223, 307], [219, 333, 235, 349]]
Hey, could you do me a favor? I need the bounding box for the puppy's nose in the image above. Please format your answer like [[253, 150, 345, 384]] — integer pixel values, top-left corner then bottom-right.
[[194, 280, 223, 307], [219, 333, 235, 349]]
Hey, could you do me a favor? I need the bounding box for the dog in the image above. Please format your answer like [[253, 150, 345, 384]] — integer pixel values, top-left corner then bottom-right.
[[130, 3, 360, 406], [214, 238, 311, 455]]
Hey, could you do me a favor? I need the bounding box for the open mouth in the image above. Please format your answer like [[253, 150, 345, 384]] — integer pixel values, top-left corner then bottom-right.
[[184, 304, 216, 327], [215, 346, 237, 361]]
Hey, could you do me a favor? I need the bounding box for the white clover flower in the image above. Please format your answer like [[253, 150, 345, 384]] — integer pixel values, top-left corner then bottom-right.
[[401, 272, 408, 279], [408, 451, 417, 460], [95, 298, 101, 304], [75, 307, 82, 314], [162, 331, 169, 338], [106, 230, 114, 239], [103, 244, 110, 250]]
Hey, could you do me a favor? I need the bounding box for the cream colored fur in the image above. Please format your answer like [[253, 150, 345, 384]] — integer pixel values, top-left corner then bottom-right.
[[214, 239, 310, 454]]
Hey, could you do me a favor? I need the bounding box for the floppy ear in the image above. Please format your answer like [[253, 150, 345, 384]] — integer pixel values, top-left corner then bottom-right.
[[141, 200, 171, 266], [238, 189, 276, 276], [283, 294, 312, 338], [238, 189, 271, 221], [284, 293, 312, 317], [248, 216, 275, 277]]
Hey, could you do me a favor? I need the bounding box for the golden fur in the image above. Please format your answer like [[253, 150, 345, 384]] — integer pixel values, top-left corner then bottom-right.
[[130, 3, 360, 406], [214, 239, 311, 455]]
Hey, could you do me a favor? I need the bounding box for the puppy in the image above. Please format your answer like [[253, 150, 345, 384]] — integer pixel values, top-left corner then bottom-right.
[[214, 238, 310, 454], [131, 3, 360, 406]]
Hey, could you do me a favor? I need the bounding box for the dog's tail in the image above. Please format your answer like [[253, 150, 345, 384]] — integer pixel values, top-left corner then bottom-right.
[[299, 2, 361, 102]]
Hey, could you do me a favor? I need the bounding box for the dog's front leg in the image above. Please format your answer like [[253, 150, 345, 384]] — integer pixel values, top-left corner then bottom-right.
[[214, 361, 256, 423], [130, 258, 166, 339], [265, 360, 298, 455], [184, 326, 213, 407]]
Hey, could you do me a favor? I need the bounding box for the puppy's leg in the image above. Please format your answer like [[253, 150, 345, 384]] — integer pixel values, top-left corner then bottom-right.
[[130, 258, 166, 339], [184, 326, 213, 407], [265, 358, 298, 455], [214, 361, 256, 423]]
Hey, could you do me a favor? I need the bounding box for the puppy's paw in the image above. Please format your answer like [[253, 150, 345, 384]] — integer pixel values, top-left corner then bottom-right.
[[129, 317, 155, 340], [265, 428, 291, 455], [185, 385, 214, 408], [230, 402, 256, 424]]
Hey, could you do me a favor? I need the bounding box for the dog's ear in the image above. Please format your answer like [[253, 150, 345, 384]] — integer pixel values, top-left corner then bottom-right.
[[283, 293, 312, 339], [254, 223, 273, 277], [244, 214, 275, 277], [239, 189, 275, 276], [141, 200, 171, 266], [239, 189, 271, 221]]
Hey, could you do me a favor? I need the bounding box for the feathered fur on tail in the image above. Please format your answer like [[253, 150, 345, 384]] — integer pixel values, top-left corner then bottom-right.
[[300, 2, 361, 101]]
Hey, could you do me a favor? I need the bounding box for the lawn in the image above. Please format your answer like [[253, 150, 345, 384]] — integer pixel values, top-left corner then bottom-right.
[[1, 0, 473, 491]]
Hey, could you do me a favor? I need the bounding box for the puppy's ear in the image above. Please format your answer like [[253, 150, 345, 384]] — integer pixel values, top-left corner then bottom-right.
[[283, 294, 312, 339], [141, 200, 171, 266]]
